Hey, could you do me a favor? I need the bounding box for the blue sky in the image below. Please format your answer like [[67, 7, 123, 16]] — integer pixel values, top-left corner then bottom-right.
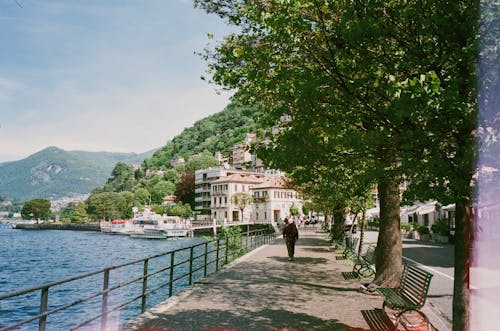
[[0, 0, 233, 162]]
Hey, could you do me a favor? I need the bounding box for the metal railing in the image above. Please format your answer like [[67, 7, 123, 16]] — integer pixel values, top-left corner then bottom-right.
[[0, 229, 274, 331], [191, 219, 274, 229]]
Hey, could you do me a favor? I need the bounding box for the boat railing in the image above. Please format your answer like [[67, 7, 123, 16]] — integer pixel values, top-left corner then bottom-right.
[[0, 228, 275, 331]]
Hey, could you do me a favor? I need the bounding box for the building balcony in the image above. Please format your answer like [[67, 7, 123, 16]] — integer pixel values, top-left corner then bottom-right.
[[212, 191, 228, 196]]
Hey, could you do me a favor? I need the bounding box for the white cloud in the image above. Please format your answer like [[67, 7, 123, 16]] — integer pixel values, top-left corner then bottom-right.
[[0, 80, 232, 162]]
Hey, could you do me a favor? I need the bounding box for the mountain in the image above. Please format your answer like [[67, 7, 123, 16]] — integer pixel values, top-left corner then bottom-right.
[[0, 147, 156, 201]]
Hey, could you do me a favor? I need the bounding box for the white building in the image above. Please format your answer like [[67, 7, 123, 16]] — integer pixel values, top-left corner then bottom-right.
[[252, 176, 303, 224], [211, 173, 265, 222], [194, 166, 265, 218]]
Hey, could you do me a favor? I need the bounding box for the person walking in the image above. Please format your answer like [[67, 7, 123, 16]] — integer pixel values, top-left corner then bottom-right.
[[282, 217, 299, 261]]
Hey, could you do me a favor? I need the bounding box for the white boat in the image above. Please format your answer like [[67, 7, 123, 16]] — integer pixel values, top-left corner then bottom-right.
[[100, 219, 137, 235], [129, 208, 193, 239]]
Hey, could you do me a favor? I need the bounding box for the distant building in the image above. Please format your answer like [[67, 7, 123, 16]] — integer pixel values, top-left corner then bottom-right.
[[252, 176, 303, 224], [215, 151, 229, 164], [232, 133, 258, 166], [195, 165, 303, 225], [170, 156, 185, 167], [232, 144, 252, 165], [162, 195, 177, 206], [195, 167, 267, 218], [211, 173, 265, 222], [145, 169, 164, 178]]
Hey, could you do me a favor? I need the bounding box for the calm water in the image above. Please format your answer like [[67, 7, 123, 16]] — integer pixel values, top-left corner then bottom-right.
[[0, 226, 213, 330]]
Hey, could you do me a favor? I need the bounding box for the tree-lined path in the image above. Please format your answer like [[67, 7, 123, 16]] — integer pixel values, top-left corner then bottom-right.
[[126, 228, 450, 331]]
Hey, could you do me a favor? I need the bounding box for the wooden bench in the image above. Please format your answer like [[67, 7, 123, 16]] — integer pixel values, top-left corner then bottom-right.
[[377, 264, 433, 331], [352, 245, 376, 277]]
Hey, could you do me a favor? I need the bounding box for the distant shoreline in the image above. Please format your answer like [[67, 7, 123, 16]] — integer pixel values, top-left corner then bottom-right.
[[12, 223, 100, 231]]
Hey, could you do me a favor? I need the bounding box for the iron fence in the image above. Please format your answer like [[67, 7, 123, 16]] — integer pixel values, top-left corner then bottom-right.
[[0, 229, 274, 331]]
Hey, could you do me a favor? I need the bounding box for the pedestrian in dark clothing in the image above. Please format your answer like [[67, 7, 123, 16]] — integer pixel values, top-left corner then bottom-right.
[[282, 218, 299, 261]]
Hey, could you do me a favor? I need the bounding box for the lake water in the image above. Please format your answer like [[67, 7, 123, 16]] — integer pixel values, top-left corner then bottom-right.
[[0, 226, 213, 330]]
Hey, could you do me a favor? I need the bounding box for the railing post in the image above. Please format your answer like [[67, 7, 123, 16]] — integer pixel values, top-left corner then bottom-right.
[[225, 236, 229, 265], [204, 242, 208, 277], [188, 247, 194, 285], [101, 269, 110, 331], [169, 251, 175, 297], [38, 287, 49, 331], [141, 259, 149, 313], [216, 239, 220, 271]]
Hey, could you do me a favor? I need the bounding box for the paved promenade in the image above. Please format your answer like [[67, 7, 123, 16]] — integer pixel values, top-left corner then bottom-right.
[[125, 228, 445, 331]]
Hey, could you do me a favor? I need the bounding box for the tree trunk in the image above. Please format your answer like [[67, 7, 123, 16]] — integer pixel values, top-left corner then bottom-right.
[[453, 200, 472, 331], [372, 176, 402, 288], [332, 208, 345, 241]]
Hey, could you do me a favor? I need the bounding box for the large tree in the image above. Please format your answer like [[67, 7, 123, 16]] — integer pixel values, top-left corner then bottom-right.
[[71, 202, 88, 223], [21, 198, 51, 221]]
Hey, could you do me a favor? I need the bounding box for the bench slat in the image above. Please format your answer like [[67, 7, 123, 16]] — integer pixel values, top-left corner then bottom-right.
[[378, 264, 433, 311]]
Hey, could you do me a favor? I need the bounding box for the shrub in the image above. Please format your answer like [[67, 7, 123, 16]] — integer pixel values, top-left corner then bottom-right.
[[431, 219, 449, 236], [400, 223, 412, 232], [367, 220, 380, 228], [417, 225, 430, 235], [218, 226, 247, 264]]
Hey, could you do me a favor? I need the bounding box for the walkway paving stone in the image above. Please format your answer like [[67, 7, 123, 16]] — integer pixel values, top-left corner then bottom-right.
[[124, 228, 440, 331]]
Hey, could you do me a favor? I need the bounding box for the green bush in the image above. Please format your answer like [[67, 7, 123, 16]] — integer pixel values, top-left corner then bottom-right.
[[431, 219, 449, 236], [367, 220, 380, 228], [417, 225, 430, 235], [218, 226, 247, 264], [400, 223, 412, 232]]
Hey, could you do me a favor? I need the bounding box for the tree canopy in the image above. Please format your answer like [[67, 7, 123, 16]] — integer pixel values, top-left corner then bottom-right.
[[21, 198, 51, 221]]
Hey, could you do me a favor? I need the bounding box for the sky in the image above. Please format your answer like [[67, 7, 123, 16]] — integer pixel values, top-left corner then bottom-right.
[[0, 0, 234, 163]]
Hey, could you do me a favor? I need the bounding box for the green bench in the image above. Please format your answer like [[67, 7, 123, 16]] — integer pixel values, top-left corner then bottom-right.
[[377, 264, 433, 331], [342, 236, 359, 259], [352, 245, 376, 277]]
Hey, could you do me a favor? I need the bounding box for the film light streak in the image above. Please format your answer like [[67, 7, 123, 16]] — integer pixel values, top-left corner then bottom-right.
[[471, 2, 500, 329]]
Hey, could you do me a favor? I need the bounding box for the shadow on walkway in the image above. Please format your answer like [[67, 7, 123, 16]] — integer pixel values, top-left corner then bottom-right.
[[132, 308, 368, 331]]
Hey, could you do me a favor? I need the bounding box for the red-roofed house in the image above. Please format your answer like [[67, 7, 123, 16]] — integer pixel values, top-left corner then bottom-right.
[[211, 173, 265, 222], [252, 177, 303, 224]]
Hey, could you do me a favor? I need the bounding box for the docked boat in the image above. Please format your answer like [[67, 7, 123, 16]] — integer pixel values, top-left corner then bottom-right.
[[129, 208, 193, 239], [100, 219, 137, 235]]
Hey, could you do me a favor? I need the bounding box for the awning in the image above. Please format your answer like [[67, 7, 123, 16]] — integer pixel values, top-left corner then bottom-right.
[[442, 203, 456, 211]]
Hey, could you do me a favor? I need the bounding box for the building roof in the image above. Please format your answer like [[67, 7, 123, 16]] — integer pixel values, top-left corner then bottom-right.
[[252, 176, 293, 190], [211, 173, 265, 184]]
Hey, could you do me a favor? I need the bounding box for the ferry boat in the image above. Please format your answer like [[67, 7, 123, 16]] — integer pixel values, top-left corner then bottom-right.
[[100, 219, 136, 235], [129, 208, 193, 239]]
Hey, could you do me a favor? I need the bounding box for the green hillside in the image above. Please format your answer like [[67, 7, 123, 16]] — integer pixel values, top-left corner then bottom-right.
[[0, 147, 156, 201], [83, 102, 261, 220], [144, 102, 260, 169]]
